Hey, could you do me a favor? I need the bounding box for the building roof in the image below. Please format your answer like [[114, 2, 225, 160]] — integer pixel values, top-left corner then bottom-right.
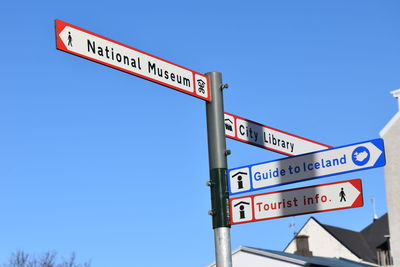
[[323, 213, 389, 263], [289, 214, 389, 264], [322, 223, 376, 263], [242, 246, 376, 267], [360, 213, 390, 250]]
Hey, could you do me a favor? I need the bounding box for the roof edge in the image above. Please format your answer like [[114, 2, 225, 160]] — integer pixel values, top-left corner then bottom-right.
[[284, 216, 364, 261], [205, 247, 243, 267], [319, 224, 370, 261], [380, 112, 400, 137], [283, 216, 318, 252], [241, 246, 307, 265]]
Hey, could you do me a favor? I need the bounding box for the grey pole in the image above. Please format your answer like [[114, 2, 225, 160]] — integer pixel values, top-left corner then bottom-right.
[[205, 72, 232, 267]]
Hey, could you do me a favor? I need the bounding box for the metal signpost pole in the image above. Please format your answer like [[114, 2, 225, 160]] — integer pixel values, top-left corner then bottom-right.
[[205, 72, 232, 267]]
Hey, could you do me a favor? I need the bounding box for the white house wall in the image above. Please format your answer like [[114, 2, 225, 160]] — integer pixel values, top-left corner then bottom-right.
[[207, 250, 303, 267], [380, 112, 400, 266], [234, 251, 302, 267], [284, 218, 361, 262]]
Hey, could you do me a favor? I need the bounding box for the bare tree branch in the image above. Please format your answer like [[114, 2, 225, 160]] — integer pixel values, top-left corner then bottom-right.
[[4, 251, 90, 267]]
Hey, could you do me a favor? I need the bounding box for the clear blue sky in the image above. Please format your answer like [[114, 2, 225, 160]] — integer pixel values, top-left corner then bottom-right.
[[2, 1, 399, 266]]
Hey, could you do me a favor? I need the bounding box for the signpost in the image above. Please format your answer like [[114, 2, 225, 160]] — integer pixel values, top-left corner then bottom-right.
[[206, 72, 232, 267], [55, 20, 210, 101], [230, 179, 363, 225], [224, 112, 331, 156], [54, 20, 381, 267], [228, 138, 385, 195]]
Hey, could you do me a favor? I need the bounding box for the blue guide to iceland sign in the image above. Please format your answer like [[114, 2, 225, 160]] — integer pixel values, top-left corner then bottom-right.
[[228, 138, 385, 195]]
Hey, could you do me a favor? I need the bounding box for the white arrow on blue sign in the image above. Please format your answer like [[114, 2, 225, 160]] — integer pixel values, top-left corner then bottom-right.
[[228, 138, 385, 195]]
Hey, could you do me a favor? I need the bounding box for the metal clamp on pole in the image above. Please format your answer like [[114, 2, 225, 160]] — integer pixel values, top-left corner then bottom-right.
[[209, 168, 230, 228]]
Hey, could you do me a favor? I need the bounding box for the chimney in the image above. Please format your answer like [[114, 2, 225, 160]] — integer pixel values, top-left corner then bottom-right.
[[391, 89, 400, 110], [294, 235, 313, 257]]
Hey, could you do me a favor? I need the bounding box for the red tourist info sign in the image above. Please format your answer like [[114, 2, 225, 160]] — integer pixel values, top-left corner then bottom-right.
[[230, 179, 363, 225], [224, 112, 331, 156], [55, 20, 210, 101]]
